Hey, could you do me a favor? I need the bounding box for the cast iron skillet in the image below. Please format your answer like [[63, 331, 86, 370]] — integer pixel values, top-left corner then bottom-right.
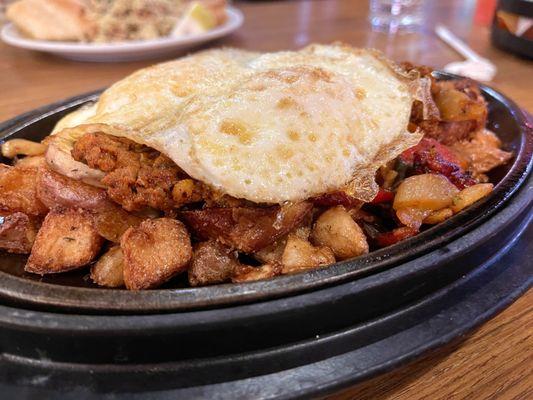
[[0, 72, 531, 313]]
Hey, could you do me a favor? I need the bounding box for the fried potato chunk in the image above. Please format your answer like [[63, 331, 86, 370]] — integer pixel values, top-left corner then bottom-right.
[[281, 234, 335, 274], [0, 164, 48, 216], [121, 218, 192, 290], [188, 241, 240, 286], [311, 206, 369, 260], [231, 263, 282, 283], [92, 205, 143, 243], [0, 212, 41, 254], [90, 245, 125, 288], [36, 166, 109, 210], [25, 208, 104, 274]]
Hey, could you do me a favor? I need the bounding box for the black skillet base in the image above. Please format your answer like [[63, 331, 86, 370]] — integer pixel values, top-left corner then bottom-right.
[[0, 172, 531, 400]]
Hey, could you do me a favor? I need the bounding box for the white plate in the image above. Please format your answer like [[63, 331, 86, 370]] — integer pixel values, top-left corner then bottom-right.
[[0, 7, 243, 62]]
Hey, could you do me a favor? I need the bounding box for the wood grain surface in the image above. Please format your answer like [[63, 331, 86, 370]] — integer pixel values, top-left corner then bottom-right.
[[0, 1, 531, 398]]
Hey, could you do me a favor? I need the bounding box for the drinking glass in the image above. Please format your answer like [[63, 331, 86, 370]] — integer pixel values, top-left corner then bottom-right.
[[369, 0, 423, 32]]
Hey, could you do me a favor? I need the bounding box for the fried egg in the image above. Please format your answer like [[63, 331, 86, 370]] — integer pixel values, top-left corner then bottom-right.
[[50, 44, 424, 203]]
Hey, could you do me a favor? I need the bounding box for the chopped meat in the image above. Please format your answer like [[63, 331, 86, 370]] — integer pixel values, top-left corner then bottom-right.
[[0, 212, 41, 254], [188, 241, 240, 286], [375, 226, 418, 247], [311, 190, 362, 208], [121, 218, 192, 290], [451, 130, 513, 181], [25, 208, 104, 274], [0, 164, 48, 216], [419, 120, 478, 145], [181, 201, 313, 253], [72, 132, 187, 211], [400, 138, 475, 189]]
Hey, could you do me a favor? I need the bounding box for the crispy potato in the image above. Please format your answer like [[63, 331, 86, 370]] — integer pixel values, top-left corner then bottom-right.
[[255, 226, 311, 264], [231, 263, 282, 283], [423, 208, 453, 224], [90, 245, 124, 288], [25, 208, 104, 274], [181, 201, 313, 253], [393, 174, 459, 211], [311, 206, 368, 260], [281, 234, 335, 274], [0, 212, 41, 254], [451, 183, 493, 213], [36, 166, 109, 211], [188, 241, 240, 286], [0, 164, 48, 216], [434, 85, 486, 124], [121, 218, 192, 290], [92, 204, 143, 243], [2, 139, 46, 158]]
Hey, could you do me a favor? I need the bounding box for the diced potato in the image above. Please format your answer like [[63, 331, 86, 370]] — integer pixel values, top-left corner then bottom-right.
[[311, 206, 368, 260], [93, 205, 143, 243], [281, 234, 335, 274], [451, 183, 493, 213], [90, 246, 125, 288], [254, 226, 311, 264], [188, 241, 239, 286], [2, 139, 46, 158], [231, 263, 282, 283], [423, 208, 454, 224], [0, 212, 41, 254], [393, 174, 459, 211], [396, 207, 432, 229], [25, 208, 104, 274], [434, 87, 486, 123], [121, 218, 192, 290], [0, 164, 48, 216], [36, 166, 109, 211]]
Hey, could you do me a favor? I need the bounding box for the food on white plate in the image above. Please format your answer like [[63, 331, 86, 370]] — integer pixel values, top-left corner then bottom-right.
[[0, 44, 512, 290], [6, 0, 227, 42]]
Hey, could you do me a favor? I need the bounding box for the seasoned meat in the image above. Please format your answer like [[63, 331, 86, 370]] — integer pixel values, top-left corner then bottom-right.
[[188, 241, 240, 286], [72, 132, 187, 211], [0, 164, 48, 216], [400, 138, 475, 189], [25, 208, 104, 274], [311, 190, 362, 208], [181, 202, 313, 253], [0, 212, 41, 254], [121, 218, 192, 290], [451, 130, 513, 181]]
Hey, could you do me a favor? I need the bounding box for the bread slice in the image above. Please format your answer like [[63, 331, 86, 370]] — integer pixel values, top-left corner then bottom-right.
[[6, 0, 94, 41]]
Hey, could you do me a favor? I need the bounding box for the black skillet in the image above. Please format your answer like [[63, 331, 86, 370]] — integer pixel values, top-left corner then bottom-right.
[[0, 72, 531, 399]]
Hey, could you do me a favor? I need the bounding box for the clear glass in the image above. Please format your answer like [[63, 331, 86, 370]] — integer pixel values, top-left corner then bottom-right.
[[369, 0, 423, 33]]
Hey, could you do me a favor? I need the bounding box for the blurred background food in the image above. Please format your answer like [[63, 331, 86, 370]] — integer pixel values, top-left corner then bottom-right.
[[4, 0, 227, 42]]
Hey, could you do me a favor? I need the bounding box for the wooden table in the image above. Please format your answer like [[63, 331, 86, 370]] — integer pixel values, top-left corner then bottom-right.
[[0, 0, 531, 398]]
